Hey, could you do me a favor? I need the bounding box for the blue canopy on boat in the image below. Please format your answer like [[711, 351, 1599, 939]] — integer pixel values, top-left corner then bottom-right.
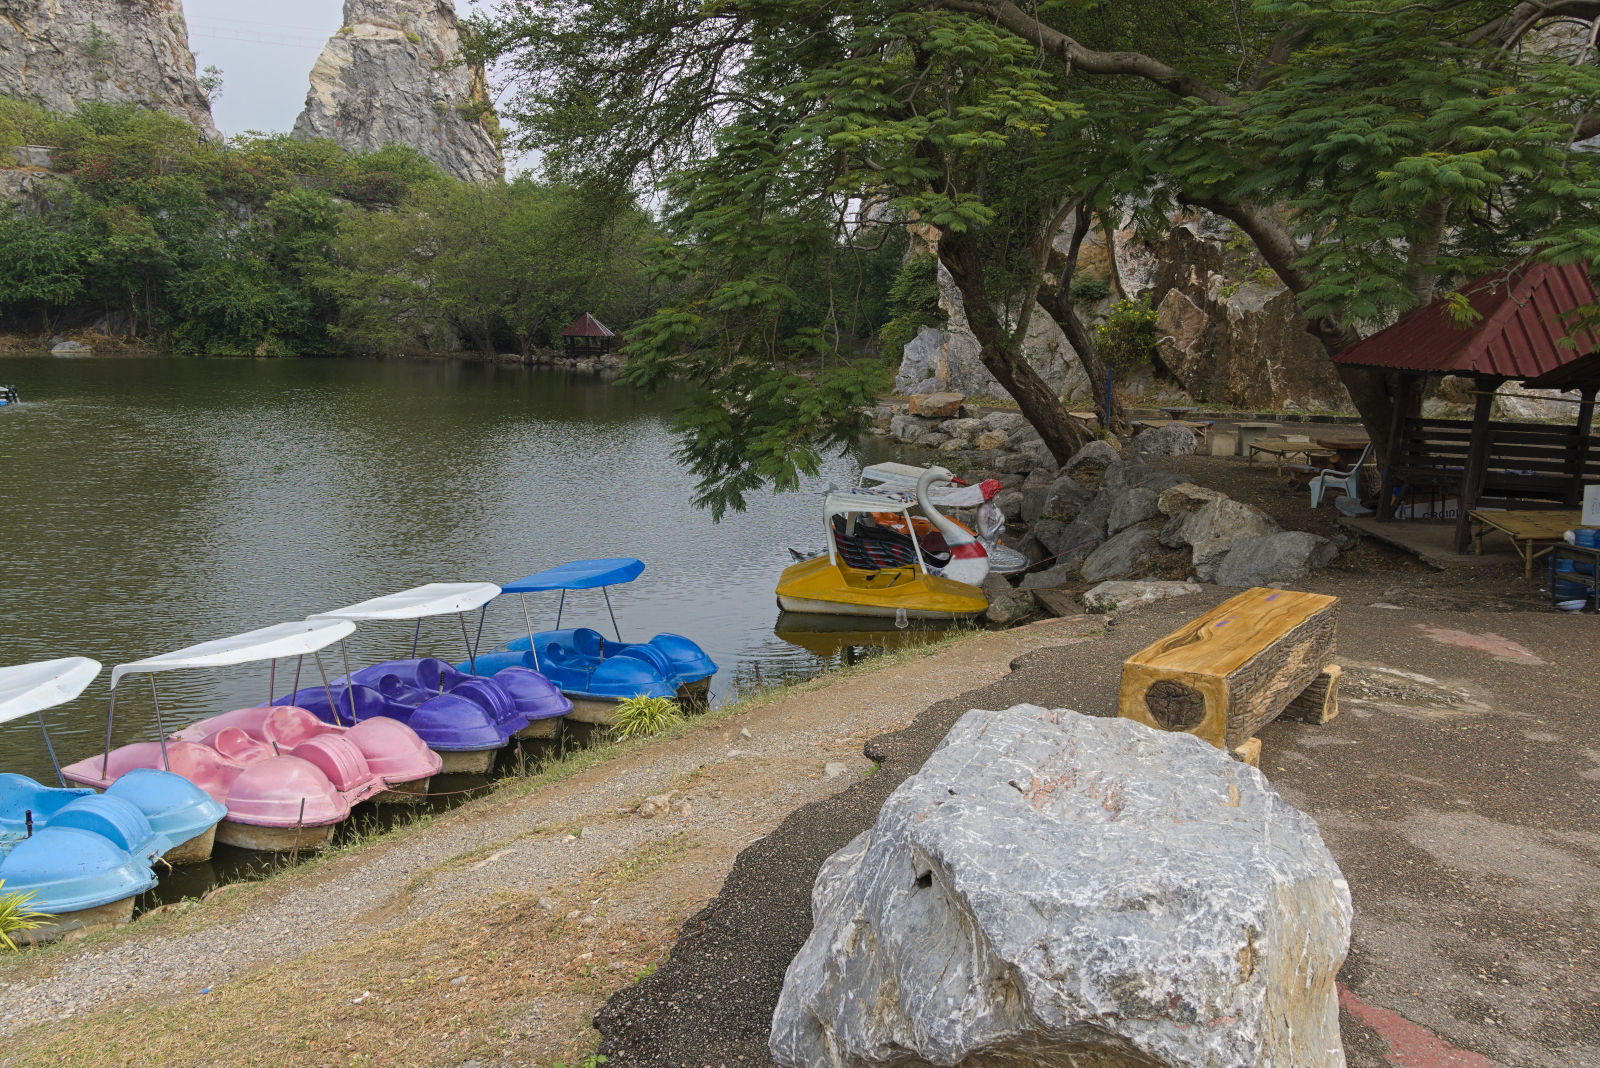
[[502, 558, 645, 593]]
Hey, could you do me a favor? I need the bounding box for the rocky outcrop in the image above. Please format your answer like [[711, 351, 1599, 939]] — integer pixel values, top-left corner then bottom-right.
[[895, 259, 1092, 401], [771, 704, 1352, 1067], [1107, 218, 1352, 412], [0, 1, 218, 138], [294, 1, 504, 183]]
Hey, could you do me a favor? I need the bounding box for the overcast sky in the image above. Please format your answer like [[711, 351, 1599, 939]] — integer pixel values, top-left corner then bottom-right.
[[182, 1, 491, 137]]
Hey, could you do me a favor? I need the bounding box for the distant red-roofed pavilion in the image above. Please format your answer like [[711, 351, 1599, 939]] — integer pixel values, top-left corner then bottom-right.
[[561, 312, 618, 356], [1333, 262, 1599, 550]]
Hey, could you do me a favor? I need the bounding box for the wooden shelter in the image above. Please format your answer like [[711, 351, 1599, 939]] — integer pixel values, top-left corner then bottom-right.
[[560, 312, 617, 356], [1332, 262, 1600, 552]]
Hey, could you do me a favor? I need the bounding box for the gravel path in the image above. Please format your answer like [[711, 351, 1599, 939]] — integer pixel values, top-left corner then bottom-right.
[[0, 617, 1096, 1049]]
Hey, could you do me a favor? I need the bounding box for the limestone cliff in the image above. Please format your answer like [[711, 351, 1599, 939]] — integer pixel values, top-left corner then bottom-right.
[[0, 0, 218, 138], [1111, 218, 1353, 411], [293, 1, 503, 183]]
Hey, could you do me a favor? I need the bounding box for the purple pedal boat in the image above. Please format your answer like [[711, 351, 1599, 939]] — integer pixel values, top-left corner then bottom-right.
[[299, 584, 572, 773]]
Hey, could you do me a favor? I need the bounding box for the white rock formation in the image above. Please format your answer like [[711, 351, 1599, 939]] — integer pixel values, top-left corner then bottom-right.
[[771, 704, 1352, 1068], [0, 1, 218, 138], [294, 1, 503, 183]]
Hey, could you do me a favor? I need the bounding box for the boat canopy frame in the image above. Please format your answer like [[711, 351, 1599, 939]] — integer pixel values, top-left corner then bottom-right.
[[99, 618, 357, 779], [310, 582, 502, 678], [822, 491, 934, 576], [493, 558, 651, 671], [0, 656, 102, 786]]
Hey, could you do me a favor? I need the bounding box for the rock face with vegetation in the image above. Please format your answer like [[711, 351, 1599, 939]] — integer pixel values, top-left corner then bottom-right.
[[294, 0, 503, 183], [1110, 219, 1352, 412], [0, 0, 218, 139], [771, 703, 1352, 1067]]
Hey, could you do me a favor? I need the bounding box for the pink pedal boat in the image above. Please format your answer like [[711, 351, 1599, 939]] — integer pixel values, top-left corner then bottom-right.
[[62, 620, 440, 853]]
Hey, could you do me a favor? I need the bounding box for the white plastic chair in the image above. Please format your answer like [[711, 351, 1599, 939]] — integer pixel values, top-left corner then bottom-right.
[[1308, 442, 1373, 508]]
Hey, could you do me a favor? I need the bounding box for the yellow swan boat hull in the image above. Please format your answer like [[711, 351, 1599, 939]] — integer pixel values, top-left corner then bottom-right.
[[775, 556, 988, 620]]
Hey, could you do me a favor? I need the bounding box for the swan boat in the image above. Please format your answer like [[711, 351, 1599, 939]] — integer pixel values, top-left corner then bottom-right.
[[775, 465, 990, 619], [459, 559, 718, 726], [62, 620, 440, 852], [290, 583, 572, 773], [0, 657, 225, 941]]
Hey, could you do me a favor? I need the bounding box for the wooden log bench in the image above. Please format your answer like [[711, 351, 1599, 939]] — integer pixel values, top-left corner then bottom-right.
[[1118, 588, 1340, 762]]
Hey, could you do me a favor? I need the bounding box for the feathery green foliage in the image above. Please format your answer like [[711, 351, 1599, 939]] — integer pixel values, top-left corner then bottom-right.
[[0, 880, 52, 950]]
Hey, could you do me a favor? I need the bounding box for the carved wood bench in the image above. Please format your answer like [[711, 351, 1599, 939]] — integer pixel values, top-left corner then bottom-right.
[[1118, 587, 1340, 763]]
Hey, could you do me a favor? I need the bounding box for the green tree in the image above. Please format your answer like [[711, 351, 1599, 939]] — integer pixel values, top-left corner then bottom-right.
[[483, 0, 1600, 501], [0, 210, 87, 330]]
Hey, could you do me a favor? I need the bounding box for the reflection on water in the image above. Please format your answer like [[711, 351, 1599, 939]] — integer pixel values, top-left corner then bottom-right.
[[0, 355, 907, 788]]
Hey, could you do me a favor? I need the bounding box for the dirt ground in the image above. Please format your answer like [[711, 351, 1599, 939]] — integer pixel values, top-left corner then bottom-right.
[[600, 596, 1600, 1068]]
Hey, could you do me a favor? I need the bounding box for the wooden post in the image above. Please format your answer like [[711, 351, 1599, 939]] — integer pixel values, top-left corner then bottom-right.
[[1567, 384, 1596, 505], [1453, 377, 1497, 553], [1378, 374, 1411, 521]]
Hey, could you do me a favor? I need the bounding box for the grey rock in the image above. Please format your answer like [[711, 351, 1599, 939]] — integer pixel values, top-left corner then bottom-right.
[[991, 451, 1036, 474], [914, 431, 949, 448], [971, 429, 1008, 451], [1019, 485, 1050, 525], [1019, 565, 1073, 590], [1079, 523, 1161, 583], [770, 705, 1352, 1068], [1063, 439, 1121, 475], [939, 416, 984, 439], [993, 488, 1024, 522], [1157, 482, 1226, 518], [1082, 579, 1204, 614], [893, 261, 1092, 400], [1165, 497, 1282, 580], [824, 762, 850, 779], [889, 413, 931, 443], [1141, 469, 1187, 493], [980, 411, 1027, 432], [982, 588, 1036, 625], [1107, 486, 1161, 534], [295, 1, 504, 183], [1214, 531, 1339, 587], [1133, 423, 1199, 457], [0, 1, 219, 139], [1006, 425, 1044, 450], [936, 437, 968, 453], [1029, 518, 1069, 554]]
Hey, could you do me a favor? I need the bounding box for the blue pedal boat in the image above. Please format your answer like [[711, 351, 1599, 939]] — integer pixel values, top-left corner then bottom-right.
[[299, 583, 570, 773], [460, 558, 718, 726], [0, 657, 224, 943]]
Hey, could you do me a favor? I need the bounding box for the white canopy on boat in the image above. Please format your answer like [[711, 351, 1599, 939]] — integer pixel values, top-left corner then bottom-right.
[[824, 490, 913, 517], [859, 462, 957, 492], [108, 619, 356, 690], [0, 657, 102, 725], [310, 582, 503, 623]]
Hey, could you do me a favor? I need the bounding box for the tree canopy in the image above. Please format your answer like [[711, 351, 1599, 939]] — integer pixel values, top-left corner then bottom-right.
[[478, 0, 1600, 511]]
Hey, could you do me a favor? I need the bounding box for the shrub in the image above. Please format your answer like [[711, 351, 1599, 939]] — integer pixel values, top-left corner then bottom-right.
[[0, 881, 52, 950], [1068, 274, 1110, 304], [1093, 298, 1161, 372], [608, 695, 684, 740], [877, 252, 944, 357]]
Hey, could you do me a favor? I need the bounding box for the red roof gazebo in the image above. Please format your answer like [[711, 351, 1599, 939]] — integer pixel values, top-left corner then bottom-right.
[[1333, 262, 1600, 551], [560, 312, 617, 356]]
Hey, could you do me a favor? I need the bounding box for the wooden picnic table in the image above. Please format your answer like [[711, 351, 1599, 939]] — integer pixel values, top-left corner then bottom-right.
[[1469, 509, 1597, 578], [1247, 437, 1335, 475]]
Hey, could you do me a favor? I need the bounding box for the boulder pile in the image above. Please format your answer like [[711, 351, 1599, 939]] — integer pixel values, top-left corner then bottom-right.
[[771, 704, 1353, 1067], [871, 395, 1339, 622]]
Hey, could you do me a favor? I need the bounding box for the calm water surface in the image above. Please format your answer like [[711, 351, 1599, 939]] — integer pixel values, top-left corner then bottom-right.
[[0, 356, 923, 786]]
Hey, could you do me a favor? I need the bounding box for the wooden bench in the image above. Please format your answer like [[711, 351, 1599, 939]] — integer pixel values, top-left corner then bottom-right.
[[1118, 588, 1340, 761], [1384, 418, 1599, 518]]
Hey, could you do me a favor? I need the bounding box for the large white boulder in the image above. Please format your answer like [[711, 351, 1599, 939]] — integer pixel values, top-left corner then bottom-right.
[[771, 705, 1352, 1068]]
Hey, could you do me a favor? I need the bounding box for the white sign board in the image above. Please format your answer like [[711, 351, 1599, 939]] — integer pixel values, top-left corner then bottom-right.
[[1584, 484, 1600, 527]]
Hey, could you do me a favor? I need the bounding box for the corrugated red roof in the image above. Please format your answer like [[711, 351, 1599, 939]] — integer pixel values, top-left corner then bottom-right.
[[561, 312, 614, 338], [1333, 261, 1599, 379]]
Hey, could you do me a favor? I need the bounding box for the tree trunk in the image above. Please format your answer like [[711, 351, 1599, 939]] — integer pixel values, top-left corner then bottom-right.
[[1040, 203, 1130, 435], [938, 229, 1091, 463]]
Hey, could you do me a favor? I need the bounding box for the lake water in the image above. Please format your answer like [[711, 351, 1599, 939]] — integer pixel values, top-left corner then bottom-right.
[[0, 355, 926, 789]]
